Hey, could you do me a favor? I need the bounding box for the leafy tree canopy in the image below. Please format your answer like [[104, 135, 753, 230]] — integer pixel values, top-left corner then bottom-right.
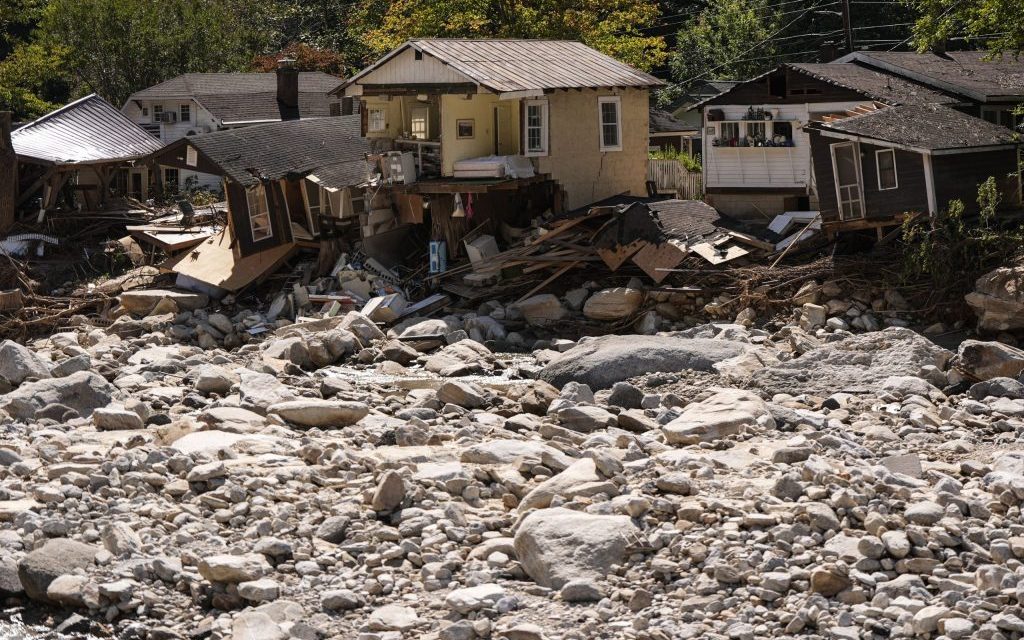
[[910, 0, 1023, 55]]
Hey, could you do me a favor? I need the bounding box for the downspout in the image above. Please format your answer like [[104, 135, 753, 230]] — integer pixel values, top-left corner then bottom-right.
[[922, 152, 937, 217]]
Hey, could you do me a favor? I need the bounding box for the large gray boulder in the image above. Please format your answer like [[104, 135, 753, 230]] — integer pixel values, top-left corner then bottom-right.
[[965, 266, 1024, 331], [0, 340, 51, 385], [662, 388, 775, 445], [954, 340, 1024, 381], [750, 328, 951, 396], [18, 538, 98, 602], [239, 371, 297, 415], [539, 335, 749, 390], [267, 399, 369, 427], [514, 508, 639, 589], [1, 371, 114, 420]]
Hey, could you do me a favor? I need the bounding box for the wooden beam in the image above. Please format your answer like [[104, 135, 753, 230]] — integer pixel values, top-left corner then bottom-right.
[[16, 167, 56, 207]]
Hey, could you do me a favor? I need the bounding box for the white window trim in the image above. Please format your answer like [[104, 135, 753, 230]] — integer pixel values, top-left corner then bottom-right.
[[523, 99, 549, 157], [875, 148, 899, 191], [180, 103, 191, 122], [367, 108, 387, 133], [830, 142, 865, 220], [152, 104, 163, 123], [246, 184, 274, 242], [598, 96, 622, 152]]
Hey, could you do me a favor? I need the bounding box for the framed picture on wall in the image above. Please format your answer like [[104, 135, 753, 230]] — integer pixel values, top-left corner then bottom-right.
[[457, 119, 475, 139]]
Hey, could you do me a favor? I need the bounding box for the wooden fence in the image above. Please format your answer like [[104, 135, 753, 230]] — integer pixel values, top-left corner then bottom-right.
[[647, 159, 704, 199]]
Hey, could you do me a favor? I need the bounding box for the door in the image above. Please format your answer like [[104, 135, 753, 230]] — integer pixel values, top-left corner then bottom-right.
[[494, 104, 514, 155], [411, 107, 429, 140], [830, 142, 864, 220], [130, 172, 142, 199]]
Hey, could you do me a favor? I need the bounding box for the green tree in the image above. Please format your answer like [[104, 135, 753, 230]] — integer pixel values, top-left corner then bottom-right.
[[0, 42, 68, 120], [0, 0, 47, 59], [36, 0, 266, 107], [360, 0, 667, 71], [910, 0, 1023, 55], [668, 0, 779, 91]]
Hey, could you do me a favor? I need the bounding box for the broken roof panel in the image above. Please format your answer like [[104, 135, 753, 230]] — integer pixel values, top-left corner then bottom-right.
[[348, 39, 665, 93], [176, 115, 369, 187], [12, 94, 164, 165], [809, 103, 1019, 152], [649, 108, 698, 134]]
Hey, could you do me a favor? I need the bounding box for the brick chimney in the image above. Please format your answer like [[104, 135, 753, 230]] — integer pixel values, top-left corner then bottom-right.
[[276, 58, 299, 119]]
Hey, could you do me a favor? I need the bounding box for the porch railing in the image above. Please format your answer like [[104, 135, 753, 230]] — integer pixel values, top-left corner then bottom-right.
[[395, 139, 441, 179]]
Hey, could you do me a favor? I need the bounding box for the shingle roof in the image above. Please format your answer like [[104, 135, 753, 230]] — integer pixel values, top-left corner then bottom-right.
[[179, 115, 370, 187], [809, 103, 1019, 151], [349, 39, 664, 92], [649, 199, 725, 240], [126, 72, 344, 124], [649, 108, 698, 134], [840, 51, 1024, 101], [789, 63, 956, 106], [12, 94, 164, 165]]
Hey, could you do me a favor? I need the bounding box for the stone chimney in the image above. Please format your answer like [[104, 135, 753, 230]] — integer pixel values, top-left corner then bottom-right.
[[276, 58, 299, 119]]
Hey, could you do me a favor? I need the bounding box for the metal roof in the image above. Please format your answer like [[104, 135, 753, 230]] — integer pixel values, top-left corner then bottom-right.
[[12, 94, 164, 165], [348, 39, 665, 92]]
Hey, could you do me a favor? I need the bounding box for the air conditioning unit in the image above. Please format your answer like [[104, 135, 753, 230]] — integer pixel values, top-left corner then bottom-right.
[[160, 112, 178, 123]]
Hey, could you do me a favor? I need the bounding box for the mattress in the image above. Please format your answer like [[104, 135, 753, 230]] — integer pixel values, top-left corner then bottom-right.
[[452, 155, 536, 179]]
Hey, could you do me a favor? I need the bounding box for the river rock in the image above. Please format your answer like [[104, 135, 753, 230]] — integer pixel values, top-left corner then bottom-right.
[[267, 399, 369, 427], [582, 288, 643, 321], [17, 538, 98, 603], [0, 340, 51, 385], [2, 371, 114, 420], [965, 265, 1024, 331], [955, 339, 1024, 380], [662, 388, 774, 444]]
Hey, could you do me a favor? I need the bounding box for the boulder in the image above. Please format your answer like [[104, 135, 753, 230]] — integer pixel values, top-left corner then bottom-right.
[[239, 371, 297, 414], [515, 295, 567, 326], [540, 335, 749, 390], [751, 328, 951, 396], [437, 380, 487, 409], [267, 399, 369, 428], [955, 340, 1024, 381], [970, 377, 1024, 400], [92, 405, 145, 431], [198, 554, 271, 584], [263, 337, 311, 368], [662, 388, 774, 445], [118, 288, 208, 315], [518, 458, 603, 512], [424, 340, 493, 377], [339, 311, 385, 344], [1, 371, 114, 420], [371, 470, 406, 512], [445, 583, 506, 614], [231, 611, 287, 640], [17, 538, 98, 603], [0, 340, 51, 385], [193, 364, 237, 395], [514, 508, 639, 589], [553, 405, 617, 433], [582, 288, 643, 321], [965, 266, 1024, 331]]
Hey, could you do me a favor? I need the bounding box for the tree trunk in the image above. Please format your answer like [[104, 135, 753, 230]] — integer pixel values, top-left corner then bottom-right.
[[0, 112, 15, 234]]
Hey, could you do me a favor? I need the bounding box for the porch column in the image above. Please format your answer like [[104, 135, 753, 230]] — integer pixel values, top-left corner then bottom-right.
[[922, 153, 937, 217]]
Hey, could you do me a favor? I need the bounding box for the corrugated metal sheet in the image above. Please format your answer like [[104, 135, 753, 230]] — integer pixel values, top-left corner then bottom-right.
[[12, 94, 164, 165], [351, 39, 664, 92]]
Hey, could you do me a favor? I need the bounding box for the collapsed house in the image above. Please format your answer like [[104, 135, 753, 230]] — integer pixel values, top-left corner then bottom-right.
[[806, 103, 1021, 232], [11, 94, 164, 219], [336, 38, 665, 260], [146, 115, 371, 296], [121, 61, 349, 197]]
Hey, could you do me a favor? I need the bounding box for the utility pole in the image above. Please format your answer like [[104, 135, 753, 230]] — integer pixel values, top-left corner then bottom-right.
[[841, 0, 855, 54]]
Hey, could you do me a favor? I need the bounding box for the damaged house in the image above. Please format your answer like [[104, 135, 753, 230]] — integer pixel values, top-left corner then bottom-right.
[[11, 94, 164, 219], [336, 38, 664, 259], [122, 62, 347, 197], [147, 115, 371, 296]]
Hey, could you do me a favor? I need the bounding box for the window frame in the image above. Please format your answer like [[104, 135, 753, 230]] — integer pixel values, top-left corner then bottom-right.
[[179, 103, 191, 122], [152, 105, 163, 123], [246, 184, 274, 242], [875, 148, 899, 191], [367, 107, 387, 133], [598, 96, 622, 152], [523, 99, 549, 157], [163, 167, 179, 191]]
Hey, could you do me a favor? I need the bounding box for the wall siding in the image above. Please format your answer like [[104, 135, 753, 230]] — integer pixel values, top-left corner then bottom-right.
[[359, 48, 475, 86], [933, 149, 1021, 213], [535, 88, 650, 210], [705, 69, 867, 106], [439, 94, 519, 174]]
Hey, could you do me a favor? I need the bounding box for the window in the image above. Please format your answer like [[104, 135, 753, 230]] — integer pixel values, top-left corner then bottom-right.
[[303, 180, 328, 235], [246, 185, 273, 242], [719, 122, 740, 144], [152, 105, 163, 123], [329, 102, 341, 117], [875, 148, 898, 190], [411, 107, 429, 139], [141, 107, 149, 117], [772, 121, 793, 141], [457, 119, 475, 139], [163, 168, 179, 191], [368, 108, 386, 133], [180, 104, 190, 122], [598, 96, 622, 151], [524, 100, 548, 156]]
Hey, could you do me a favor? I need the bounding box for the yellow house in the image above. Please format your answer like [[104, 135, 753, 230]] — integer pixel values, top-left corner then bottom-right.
[[337, 39, 664, 212]]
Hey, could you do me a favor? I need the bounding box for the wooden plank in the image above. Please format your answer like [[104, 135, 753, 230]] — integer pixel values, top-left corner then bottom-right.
[[163, 227, 297, 293], [516, 261, 581, 303], [724, 229, 775, 251], [632, 240, 689, 283], [597, 239, 646, 271]]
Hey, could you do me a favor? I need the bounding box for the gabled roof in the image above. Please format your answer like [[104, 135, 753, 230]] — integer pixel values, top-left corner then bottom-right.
[[650, 108, 698, 134], [126, 72, 344, 124], [345, 39, 664, 93], [12, 94, 164, 165], [692, 62, 953, 110], [837, 51, 1024, 102], [160, 115, 369, 187], [807, 103, 1019, 153]]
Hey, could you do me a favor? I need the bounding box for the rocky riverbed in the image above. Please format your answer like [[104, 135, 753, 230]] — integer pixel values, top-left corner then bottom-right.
[[4, 294, 1024, 640]]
